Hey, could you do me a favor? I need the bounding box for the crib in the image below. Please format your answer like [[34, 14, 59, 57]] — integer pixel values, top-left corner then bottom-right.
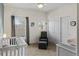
[[0, 37, 27, 56]]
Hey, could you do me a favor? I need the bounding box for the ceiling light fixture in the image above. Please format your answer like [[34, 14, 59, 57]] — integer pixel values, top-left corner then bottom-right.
[[37, 3, 44, 8]]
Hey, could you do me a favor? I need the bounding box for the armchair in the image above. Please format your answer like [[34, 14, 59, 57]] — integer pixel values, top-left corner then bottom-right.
[[38, 31, 48, 49]]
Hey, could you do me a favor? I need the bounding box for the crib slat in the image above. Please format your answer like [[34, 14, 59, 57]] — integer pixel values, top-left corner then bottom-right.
[[1, 49, 3, 56], [25, 46, 27, 56], [13, 39, 15, 45], [14, 48, 17, 56], [10, 48, 12, 56], [0, 49, 1, 56], [21, 47, 23, 56], [5, 49, 8, 56], [18, 47, 20, 56]]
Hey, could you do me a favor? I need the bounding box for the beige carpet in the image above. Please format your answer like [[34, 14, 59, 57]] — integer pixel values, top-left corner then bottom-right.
[[26, 43, 56, 56]]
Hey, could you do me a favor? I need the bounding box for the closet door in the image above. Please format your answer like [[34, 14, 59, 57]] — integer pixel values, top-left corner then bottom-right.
[[61, 16, 70, 44], [48, 17, 60, 44]]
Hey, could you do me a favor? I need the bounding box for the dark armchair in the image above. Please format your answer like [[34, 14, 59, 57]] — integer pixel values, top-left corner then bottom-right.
[[38, 31, 48, 49]]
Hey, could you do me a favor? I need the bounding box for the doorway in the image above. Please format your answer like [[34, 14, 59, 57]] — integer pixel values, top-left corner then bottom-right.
[[11, 16, 29, 45]]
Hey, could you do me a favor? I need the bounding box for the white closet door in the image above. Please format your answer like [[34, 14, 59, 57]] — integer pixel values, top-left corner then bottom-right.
[[61, 16, 70, 44], [48, 17, 60, 44]]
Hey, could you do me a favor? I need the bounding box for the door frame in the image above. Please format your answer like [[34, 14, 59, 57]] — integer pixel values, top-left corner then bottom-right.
[[11, 16, 30, 45], [26, 17, 30, 45]]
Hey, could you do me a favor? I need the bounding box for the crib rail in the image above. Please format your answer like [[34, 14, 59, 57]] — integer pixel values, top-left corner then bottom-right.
[[0, 37, 27, 56], [0, 45, 27, 56]]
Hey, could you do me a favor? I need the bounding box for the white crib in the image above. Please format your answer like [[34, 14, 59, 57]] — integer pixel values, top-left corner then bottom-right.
[[0, 37, 27, 56]]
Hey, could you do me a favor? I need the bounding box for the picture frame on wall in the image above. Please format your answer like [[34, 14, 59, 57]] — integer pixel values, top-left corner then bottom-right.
[[70, 21, 76, 26], [31, 22, 35, 27]]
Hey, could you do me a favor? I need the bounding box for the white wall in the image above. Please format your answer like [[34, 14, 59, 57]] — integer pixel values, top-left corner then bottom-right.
[[0, 4, 4, 37], [4, 3, 77, 45], [77, 3, 79, 55], [48, 4, 77, 45], [4, 4, 47, 43]]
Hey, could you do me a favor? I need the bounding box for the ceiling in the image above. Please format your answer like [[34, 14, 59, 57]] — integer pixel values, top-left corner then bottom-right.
[[4, 3, 72, 12]]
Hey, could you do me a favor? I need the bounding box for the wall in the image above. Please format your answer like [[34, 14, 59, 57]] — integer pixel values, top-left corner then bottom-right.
[[4, 3, 77, 45], [4, 4, 47, 44], [48, 4, 77, 45], [0, 4, 4, 37], [77, 3, 79, 56]]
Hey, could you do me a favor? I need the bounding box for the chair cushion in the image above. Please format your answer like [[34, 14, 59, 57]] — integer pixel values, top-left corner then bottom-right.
[[39, 41, 47, 43]]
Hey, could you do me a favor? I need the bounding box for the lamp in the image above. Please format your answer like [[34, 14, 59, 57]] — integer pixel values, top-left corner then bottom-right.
[[37, 3, 44, 8], [3, 34, 7, 38]]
